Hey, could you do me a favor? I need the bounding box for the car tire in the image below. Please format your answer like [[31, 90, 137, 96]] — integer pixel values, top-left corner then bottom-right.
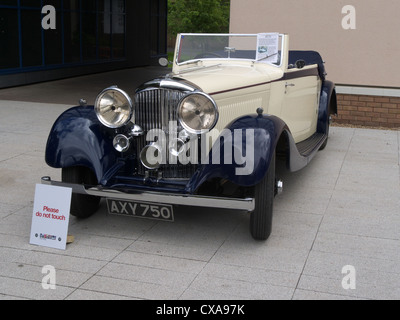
[[319, 117, 330, 151], [319, 134, 328, 151], [320, 105, 333, 151], [249, 152, 275, 241], [62, 166, 100, 219]]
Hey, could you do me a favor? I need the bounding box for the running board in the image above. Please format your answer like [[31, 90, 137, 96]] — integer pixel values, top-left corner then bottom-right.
[[287, 132, 327, 172], [296, 133, 326, 157]]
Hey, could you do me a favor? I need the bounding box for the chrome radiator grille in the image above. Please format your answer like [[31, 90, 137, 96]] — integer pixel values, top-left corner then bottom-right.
[[135, 88, 184, 131], [134, 88, 198, 179]]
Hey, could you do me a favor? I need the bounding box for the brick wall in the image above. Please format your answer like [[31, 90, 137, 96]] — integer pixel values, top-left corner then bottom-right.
[[333, 94, 400, 128]]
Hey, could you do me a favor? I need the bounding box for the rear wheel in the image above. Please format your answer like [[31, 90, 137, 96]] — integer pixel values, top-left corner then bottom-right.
[[319, 115, 330, 151], [62, 166, 100, 219], [320, 95, 335, 151], [250, 152, 275, 240]]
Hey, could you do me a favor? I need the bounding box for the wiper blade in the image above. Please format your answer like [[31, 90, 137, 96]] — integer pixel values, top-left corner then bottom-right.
[[257, 52, 278, 62], [174, 64, 221, 75], [178, 59, 201, 66]]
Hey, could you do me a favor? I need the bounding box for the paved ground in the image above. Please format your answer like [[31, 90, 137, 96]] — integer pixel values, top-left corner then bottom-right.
[[0, 68, 399, 300]]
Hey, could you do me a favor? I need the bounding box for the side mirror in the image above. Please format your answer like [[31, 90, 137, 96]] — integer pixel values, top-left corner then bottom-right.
[[295, 59, 306, 69], [158, 57, 169, 67]]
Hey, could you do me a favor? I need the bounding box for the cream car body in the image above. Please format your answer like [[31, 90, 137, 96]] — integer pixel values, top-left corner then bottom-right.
[[172, 34, 322, 143]]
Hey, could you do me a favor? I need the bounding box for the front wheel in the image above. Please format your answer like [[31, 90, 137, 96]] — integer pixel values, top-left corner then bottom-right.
[[249, 152, 275, 240], [62, 166, 100, 219]]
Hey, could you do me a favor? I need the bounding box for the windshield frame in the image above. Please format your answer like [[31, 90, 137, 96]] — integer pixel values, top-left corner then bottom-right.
[[175, 33, 285, 68]]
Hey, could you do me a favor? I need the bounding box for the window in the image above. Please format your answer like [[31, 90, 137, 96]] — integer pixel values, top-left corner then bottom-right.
[[21, 9, 43, 67], [0, 8, 19, 69], [150, 0, 167, 58], [0, 0, 126, 74]]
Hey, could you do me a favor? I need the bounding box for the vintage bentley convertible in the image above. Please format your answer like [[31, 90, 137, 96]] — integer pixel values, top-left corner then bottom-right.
[[43, 33, 337, 240]]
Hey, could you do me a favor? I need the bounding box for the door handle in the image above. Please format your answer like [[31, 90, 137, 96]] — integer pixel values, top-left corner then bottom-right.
[[285, 82, 295, 94]]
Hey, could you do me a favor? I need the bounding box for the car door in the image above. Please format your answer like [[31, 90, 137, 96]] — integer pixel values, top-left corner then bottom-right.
[[280, 68, 320, 143]]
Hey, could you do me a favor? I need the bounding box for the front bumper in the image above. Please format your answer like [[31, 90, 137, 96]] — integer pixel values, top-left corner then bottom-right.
[[41, 177, 255, 212]]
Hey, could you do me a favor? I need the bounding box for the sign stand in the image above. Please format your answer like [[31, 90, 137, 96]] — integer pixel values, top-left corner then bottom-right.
[[30, 184, 72, 251]]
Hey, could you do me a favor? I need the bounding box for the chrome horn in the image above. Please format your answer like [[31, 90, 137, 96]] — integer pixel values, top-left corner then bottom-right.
[[140, 142, 164, 170]]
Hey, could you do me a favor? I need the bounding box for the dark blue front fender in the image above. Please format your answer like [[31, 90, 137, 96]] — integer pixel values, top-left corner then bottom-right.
[[45, 106, 118, 182], [186, 114, 289, 193]]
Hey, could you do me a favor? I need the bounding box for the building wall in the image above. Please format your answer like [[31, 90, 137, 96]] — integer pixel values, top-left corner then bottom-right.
[[336, 94, 400, 128], [0, 0, 167, 89], [230, 0, 400, 127]]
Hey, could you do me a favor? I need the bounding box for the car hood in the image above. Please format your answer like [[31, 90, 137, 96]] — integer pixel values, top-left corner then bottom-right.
[[173, 63, 284, 95]]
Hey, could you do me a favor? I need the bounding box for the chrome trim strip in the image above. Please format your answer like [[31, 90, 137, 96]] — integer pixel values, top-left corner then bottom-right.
[[136, 78, 200, 93], [41, 177, 255, 212]]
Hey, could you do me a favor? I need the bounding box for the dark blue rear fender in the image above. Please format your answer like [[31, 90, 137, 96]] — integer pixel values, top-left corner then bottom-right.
[[186, 115, 288, 192], [318, 81, 337, 134], [45, 106, 118, 182]]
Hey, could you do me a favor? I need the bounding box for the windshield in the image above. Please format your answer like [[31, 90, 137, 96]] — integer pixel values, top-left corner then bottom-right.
[[176, 33, 283, 66]]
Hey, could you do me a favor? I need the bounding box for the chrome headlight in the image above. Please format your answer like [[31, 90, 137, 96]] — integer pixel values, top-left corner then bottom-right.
[[178, 92, 218, 134], [95, 87, 133, 128]]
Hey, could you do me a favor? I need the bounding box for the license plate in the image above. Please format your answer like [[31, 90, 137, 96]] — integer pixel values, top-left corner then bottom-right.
[[106, 199, 174, 222]]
